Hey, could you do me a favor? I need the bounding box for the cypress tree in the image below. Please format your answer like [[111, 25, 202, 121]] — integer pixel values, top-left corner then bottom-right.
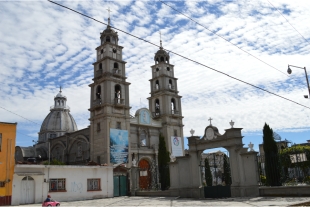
[[204, 157, 213, 186], [222, 154, 232, 186], [263, 123, 281, 186], [158, 134, 170, 190]]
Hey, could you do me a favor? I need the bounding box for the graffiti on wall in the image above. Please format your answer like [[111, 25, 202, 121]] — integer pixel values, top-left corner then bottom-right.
[[70, 181, 83, 193]]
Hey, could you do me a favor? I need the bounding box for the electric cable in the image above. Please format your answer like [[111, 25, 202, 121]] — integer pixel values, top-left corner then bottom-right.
[[158, 0, 288, 76], [47, 0, 310, 110]]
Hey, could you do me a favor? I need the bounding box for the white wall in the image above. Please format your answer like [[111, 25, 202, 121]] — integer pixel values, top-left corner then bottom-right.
[[12, 165, 113, 205]]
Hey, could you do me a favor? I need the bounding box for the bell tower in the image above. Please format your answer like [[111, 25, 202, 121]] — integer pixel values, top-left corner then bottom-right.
[[89, 17, 131, 164], [147, 38, 184, 155]]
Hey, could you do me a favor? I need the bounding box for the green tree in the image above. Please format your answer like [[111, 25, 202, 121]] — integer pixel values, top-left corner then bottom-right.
[[222, 154, 232, 185], [158, 134, 170, 190], [263, 123, 281, 186], [204, 158, 213, 186]]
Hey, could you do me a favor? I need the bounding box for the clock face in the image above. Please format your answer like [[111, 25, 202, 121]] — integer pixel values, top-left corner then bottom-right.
[[206, 128, 214, 140]]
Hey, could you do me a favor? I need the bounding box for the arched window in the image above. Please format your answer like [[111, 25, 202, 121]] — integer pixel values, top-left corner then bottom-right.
[[155, 99, 160, 116], [167, 67, 170, 71], [115, 85, 121, 103], [155, 80, 159, 90], [99, 63, 102, 70], [106, 36, 110, 42], [168, 79, 172, 89], [166, 57, 169, 63], [57, 100, 60, 106], [96, 85, 101, 100], [111, 36, 115, 44], [140, 130, 147, 146], [100, 49, 103, 54], [156, 58, 159, 64], [114, 62, 118, 68], [61, 100, 64, 106], [160, 56, 164, 62], [171, 98, 176, 114]]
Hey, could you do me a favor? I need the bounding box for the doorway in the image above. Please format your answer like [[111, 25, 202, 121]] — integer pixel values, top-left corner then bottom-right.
[[20, 176, 35, 204]]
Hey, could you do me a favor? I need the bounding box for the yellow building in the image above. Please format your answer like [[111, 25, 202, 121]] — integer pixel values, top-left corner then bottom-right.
[[0, 122, 17, 206]]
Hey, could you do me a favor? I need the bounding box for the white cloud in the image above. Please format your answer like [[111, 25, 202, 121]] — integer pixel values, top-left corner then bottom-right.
[[0, 0, 310, 149]]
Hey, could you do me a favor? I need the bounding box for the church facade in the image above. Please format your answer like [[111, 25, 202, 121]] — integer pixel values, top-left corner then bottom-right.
[[16, 19, 185, 191]]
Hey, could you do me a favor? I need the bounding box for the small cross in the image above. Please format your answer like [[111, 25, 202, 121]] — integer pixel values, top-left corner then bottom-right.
[[59, 86, 62, 93], [107, 7, 111, 18], [107, 7, 112, 25], [159, 31, 162, 48], [208, 117, 213, 126]]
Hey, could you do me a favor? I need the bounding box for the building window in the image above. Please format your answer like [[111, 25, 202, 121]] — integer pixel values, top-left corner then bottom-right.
[[174, 130, 177, 137], [0, 133, 2, 152], [49, 133, 56, 138], [97, 123, 101, 132], [116, 122, 121, 129], [87, 179, 101, 191], [49, 178, 66, 192], [140, 130, 146, 146], [0, 181, 5, 187]]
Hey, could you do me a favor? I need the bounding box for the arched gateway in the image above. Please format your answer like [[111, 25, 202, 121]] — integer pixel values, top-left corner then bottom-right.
[[169, 123, 259, 198]]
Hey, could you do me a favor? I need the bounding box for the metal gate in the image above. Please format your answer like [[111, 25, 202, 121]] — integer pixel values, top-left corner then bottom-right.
[[113, 175, 127, 197], [20, 176, 35, 204]]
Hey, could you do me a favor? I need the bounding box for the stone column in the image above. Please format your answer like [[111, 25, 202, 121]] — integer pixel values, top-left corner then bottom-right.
[[130, 166, 139, 196]]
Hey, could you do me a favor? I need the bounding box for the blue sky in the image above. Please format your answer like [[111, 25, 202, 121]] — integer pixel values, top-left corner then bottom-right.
[[0, 0, 310, 152]]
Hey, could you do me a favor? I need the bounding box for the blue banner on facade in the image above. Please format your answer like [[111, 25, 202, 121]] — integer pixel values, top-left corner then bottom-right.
[[110, 128, 128, 164]]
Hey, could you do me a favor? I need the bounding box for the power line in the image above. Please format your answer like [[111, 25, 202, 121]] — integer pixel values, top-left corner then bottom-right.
[[266, 0, 310, 45], [47, 0, 310, 110], [158, 0, 288, 77], [0, 105, 41, 125]]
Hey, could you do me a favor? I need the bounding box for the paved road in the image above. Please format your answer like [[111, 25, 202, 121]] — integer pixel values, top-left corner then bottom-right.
[[12, 196, 310, 206]]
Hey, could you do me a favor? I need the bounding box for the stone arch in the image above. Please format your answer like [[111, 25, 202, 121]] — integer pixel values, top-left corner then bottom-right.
[[138, 157, 152, 190], [170, 126, 259, 198], [68, 135, 90, 164]]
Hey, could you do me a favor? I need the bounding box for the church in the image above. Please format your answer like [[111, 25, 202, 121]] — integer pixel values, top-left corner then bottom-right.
[[15, 17, 185, 189]]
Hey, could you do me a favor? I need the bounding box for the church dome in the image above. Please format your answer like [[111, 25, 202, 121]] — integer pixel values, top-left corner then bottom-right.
[[100, 18, 118, 45], [154, 40, 170, 64], [38, 89, 78, 143]]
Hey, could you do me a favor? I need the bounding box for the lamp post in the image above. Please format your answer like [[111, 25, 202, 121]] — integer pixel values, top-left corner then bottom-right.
[[287, 64, 310, 99]]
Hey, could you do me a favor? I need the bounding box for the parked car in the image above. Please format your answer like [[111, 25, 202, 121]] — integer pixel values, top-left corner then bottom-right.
[[42, 199, 60, 206]]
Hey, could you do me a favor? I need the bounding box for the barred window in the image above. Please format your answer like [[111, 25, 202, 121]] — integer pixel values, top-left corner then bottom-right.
[[49, 178, 66, 192], [0, 181, 5, 187], [87, 179, 101, 191]]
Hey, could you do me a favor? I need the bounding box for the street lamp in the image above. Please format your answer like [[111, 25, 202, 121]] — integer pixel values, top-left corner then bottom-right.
[[287, 64, 310, 99]]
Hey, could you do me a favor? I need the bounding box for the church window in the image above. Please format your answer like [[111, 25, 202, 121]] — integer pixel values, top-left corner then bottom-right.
[[115, 85, 121, 103], [171, 98, 176, 114], [168, 79, 172, 89], [111, 36, 116, 44], [106, 36, 110, 42], [116, 122, 121, 129], [57, 100, 60, 105], [174, 130, 177, 137], [167, 67, 170, 71], [140, 130, 147, 146], [155, 99, 160, 116], [97, 123, 101, 132], [156, 58, 159, 64], [156, 68, 159, 72], [100, 49, 103, 54], [155, 80, 159, 90], [113, 48, 117, 53], [96, 85, 101, 100], [49, 133, 56, 138], [99, 63, 102, 70], [77, 142, 82, 157], [61, 100, 64, 106], [55, 147, 60, 160], [166, 57, 169, 63], [114, 62, 118, 68], [160, 56, 164, 62]]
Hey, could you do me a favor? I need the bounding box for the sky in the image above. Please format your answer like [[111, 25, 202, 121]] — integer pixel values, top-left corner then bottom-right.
[[0, 0, 310, 153]]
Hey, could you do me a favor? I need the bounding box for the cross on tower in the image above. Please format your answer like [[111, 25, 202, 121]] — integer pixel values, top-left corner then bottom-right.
[[208, 117, 213, 126], [107, 7, 112, 25], [159, 31, 162, 48], [59, 86, 62, 93]]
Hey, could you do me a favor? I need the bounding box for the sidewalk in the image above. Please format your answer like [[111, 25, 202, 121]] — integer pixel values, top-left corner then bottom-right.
[[11, 196, 310, 206]]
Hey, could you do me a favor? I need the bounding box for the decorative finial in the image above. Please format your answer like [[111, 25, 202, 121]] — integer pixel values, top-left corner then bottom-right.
[[248, 142, 254, 151], [159, 31, 162, 49], [208, 117, 213, 126], [59, 86, 62, 93], [229, 120, 234, 128], [107, 7, 111, 26], [190, 129, 195, 136]]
